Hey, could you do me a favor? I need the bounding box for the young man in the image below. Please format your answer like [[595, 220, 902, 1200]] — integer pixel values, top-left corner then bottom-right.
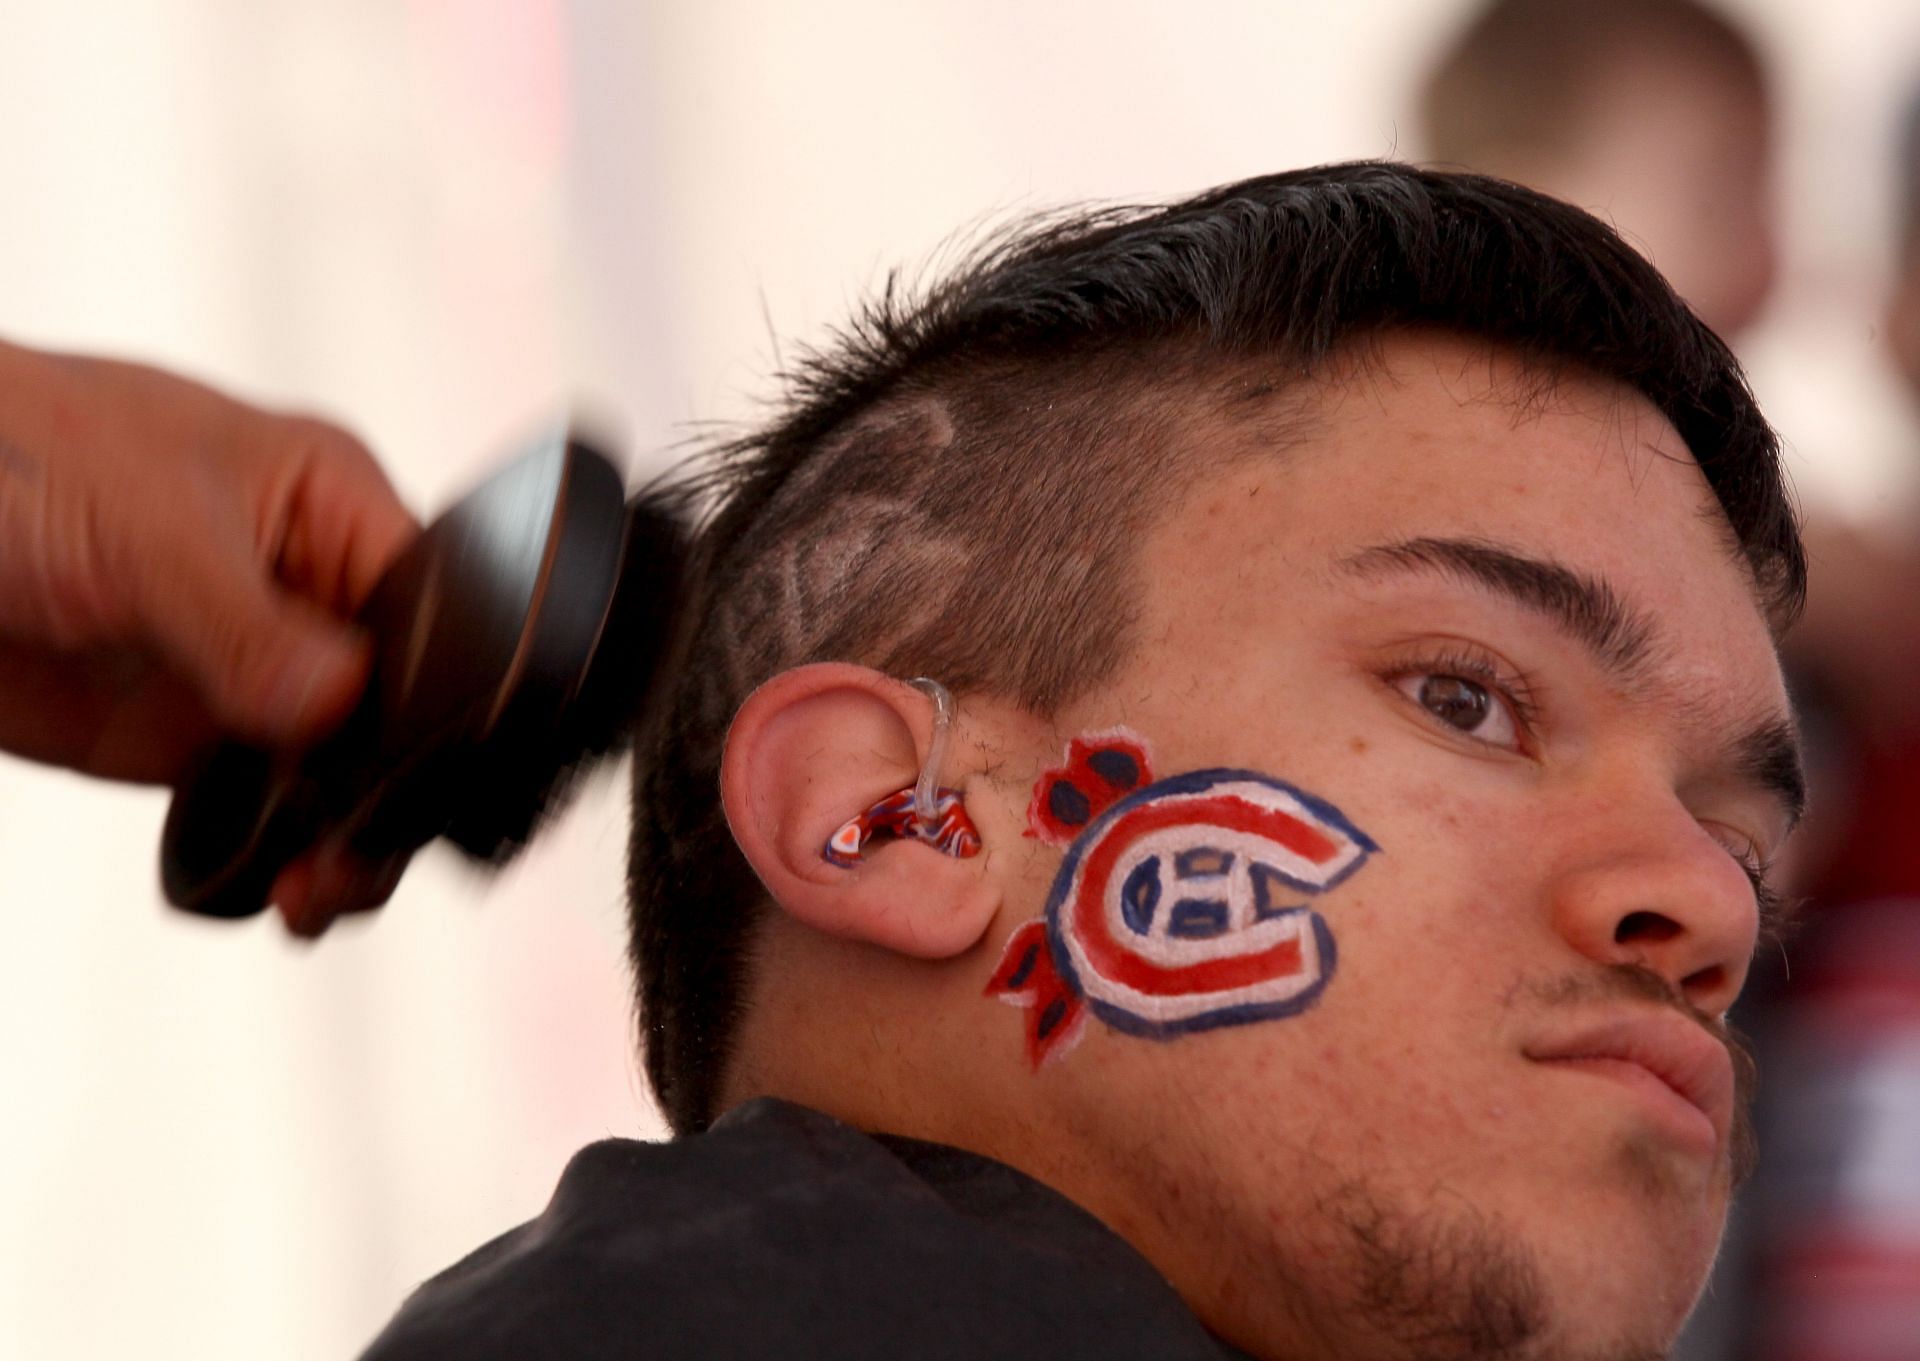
[[361, 163, 1806, 1360]]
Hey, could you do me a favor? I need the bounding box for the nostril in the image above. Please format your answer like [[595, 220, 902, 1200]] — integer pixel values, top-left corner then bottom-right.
[[1616, 910, 1683, 946], [1682, 964, 1726, 998]]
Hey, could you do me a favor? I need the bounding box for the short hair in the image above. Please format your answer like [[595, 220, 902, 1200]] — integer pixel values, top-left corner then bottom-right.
[[1419, 0, 1767, 171], [625, 162, 1804, 1134]]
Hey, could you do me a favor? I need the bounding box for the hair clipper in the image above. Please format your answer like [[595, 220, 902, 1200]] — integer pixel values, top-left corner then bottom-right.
[[160, 426, 683, 920]]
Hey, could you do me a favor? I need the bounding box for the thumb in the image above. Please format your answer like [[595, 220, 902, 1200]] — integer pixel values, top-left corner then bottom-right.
[[132, 536, 372, 746]]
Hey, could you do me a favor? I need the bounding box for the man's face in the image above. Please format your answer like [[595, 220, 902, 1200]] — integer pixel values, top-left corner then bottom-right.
[[988, 334, 1796, 1360]]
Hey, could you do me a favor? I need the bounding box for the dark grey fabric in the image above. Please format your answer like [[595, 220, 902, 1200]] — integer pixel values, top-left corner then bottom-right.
[[361, 1097, 1251, 1360]]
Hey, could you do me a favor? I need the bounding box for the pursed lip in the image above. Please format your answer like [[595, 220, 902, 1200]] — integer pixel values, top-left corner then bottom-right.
[[1524, 1011, 1735, 1153]]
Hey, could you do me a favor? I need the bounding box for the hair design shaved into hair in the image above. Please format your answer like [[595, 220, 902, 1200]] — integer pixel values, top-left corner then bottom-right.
[[624, 161, 1803, 1133]]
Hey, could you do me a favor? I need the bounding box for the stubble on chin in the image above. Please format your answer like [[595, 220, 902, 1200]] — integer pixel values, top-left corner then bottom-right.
[[1303, 1179, 1673, 1361], [1312, 1178, 1546, 1361]]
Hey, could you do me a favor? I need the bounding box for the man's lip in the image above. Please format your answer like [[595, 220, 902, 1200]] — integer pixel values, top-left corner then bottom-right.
[[1524, 1011, 1735, 1151]]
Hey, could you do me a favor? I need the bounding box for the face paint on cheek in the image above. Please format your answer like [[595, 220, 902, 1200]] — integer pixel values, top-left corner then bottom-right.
[[988, 761, 1379, 1068], [1026, 729, 1153, 845]]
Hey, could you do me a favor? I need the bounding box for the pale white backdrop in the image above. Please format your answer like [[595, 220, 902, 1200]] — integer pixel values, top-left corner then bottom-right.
[[0, 3, 1916, 1358]]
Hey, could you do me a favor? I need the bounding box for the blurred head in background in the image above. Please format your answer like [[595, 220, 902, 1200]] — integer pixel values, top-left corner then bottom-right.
[[1888, 82, 1920, 401], [1420, 0, 1778, 339]]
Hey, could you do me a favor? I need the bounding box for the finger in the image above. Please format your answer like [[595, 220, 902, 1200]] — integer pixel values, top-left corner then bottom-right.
[[272, 855, 321, 938], [158, 416, 411, 745], [248, 416, 420, 615], [126, 532, 373, 748], [274, 841, 409, 939]]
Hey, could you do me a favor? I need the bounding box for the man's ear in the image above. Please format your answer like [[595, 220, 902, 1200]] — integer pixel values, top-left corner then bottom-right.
[[720, 663, 998, 959]]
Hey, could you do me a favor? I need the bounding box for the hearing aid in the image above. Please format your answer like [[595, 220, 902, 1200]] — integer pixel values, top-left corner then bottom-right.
[[821, 678, 982, 866]]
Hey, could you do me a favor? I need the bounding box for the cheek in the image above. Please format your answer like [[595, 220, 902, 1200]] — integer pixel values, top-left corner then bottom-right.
[[1341, 761, 1546, 946], [1293, 771, 1549, 1118]]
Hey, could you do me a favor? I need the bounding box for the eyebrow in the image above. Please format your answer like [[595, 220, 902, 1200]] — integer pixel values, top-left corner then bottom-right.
[[1337, 535, 1806, 830], [1339, 537, 1658, 679]]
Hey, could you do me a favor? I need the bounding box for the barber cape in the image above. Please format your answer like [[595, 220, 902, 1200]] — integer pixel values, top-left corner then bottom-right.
[[361, 1098, 1253, 1360]]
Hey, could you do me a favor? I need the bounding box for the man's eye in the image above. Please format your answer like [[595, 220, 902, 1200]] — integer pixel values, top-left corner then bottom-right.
[[1393, 673, 1524, 751]]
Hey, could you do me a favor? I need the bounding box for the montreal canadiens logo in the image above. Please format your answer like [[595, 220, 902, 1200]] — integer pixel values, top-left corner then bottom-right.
[[1044, 769, 1378, 1038]]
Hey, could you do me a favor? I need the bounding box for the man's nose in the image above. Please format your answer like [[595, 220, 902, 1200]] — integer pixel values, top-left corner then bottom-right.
[[1546, 801, 1760, 1017]]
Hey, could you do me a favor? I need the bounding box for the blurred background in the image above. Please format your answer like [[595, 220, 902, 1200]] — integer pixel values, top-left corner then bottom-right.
[[1, 2, 1917, 1358]]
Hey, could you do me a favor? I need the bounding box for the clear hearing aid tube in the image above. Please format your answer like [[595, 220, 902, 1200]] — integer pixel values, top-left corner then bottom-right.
[[906, 677, 955, 837]]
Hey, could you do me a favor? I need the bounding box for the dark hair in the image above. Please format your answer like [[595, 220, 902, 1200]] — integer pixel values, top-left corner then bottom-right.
[[625, 161, 1804, 1134], [1420, 0, 1767, 170]]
